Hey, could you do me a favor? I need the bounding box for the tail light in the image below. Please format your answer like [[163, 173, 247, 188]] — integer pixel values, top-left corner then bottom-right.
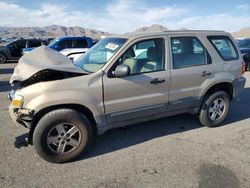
[[242, 60, 246, 75]]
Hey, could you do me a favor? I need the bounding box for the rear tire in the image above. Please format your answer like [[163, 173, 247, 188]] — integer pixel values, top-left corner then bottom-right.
[[0, 53, 7, 64], [246, 61, 250, 71], [33, 109, 92, 163], [199, 91, 230, 127]]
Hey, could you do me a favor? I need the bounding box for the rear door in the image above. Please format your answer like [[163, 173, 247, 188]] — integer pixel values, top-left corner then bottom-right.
[[103, 37, 170, 125], [207, 35, 242, 78], [168, 35, 217, 111]]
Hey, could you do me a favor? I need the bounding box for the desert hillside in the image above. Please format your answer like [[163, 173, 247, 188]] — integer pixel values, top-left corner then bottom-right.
[[135, 25, 250, 38], [0, 25, 110, 39], [232, 28, 250, 38], [0, 24, 250, 39], [135, 24, 169, 32]]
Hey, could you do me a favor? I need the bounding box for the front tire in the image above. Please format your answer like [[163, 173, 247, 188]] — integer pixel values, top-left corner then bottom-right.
[[199, 91, 230, 127], [0, 53, 7, 64], [33, 109, 92, 163]]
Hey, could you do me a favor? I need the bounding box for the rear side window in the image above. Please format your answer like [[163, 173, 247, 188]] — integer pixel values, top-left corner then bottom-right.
[[171, 37, 211, 69], [29, 40, 42, 47], [208, 36, 239, 61], [72, 39, 88, 48], [16, 40, 26, 48]]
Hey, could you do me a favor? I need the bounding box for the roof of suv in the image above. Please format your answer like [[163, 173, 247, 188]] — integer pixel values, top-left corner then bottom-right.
[[57, 36, 92, 40], [118, 30, 228, 39]]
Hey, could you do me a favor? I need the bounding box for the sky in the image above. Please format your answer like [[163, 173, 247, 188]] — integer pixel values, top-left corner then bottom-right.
[[0, 0, 249, 33]]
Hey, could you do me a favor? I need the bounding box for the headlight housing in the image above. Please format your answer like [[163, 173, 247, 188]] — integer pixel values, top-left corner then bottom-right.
[[11, 95, 24, 108]]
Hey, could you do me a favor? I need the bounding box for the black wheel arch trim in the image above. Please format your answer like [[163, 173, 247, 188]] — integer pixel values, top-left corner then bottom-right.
[[197, 82, 234, 114], [28, 104, 97, 144]]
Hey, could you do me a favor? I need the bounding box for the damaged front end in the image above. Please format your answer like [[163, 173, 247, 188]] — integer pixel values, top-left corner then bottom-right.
[[8, 46, 87, 146], [10, 45, 87, 85], [8, 95, 34, 146], [9, 69, 84, 129], [8, 87, 34, 133], [18, 69, 84, 88], [9, 105, 34, 129]]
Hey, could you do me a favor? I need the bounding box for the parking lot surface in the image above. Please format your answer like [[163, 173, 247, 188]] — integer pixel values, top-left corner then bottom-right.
[[0, 62, 250, 188]]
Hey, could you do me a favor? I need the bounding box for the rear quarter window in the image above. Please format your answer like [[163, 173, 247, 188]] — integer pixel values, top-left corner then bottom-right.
[[72, 39, 88, 48], [208, 36, 239, 61]]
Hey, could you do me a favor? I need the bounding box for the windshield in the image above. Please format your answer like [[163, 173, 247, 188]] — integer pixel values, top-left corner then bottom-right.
[[0, 40, 14, 46], [47, 39, 59, 49], [74, 38, 127, 73], [237, 39, 250, 48]]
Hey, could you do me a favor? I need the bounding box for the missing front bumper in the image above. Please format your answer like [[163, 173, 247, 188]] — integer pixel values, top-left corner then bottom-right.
[[9, 106, 34, 129]]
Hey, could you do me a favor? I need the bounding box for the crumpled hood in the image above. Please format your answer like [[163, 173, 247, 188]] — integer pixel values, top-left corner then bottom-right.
[[10, 46, 85, 84]]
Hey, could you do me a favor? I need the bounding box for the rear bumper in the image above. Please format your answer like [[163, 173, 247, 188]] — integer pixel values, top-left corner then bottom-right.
[[233, 77, 246, 100]]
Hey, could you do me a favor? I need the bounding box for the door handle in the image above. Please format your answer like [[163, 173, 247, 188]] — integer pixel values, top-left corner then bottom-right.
[[150, 78, 165, 84], [200, 71, 212, 77]]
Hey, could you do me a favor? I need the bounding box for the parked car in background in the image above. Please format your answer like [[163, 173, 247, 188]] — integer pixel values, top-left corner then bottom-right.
[[9, 31, 246, 163], [0, 37, 18, 44], [22, 39, 50, 55], [46, 37, 55, 44], [60, 48, 89, 61], [92, 39, 99, 45], [47, 36, 94, 52], [0, 38, 47, 63], [22, 36, 94, 56], [237, 38, 250, 71]]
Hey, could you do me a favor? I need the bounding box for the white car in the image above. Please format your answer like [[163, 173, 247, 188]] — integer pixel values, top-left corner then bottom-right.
[[60, 48, 89, 61]]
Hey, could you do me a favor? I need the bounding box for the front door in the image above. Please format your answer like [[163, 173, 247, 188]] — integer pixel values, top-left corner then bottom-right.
[[103, 38, 170, 125]]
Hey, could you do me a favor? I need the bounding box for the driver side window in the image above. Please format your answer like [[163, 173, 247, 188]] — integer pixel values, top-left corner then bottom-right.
[[117, 38, 165, 75]]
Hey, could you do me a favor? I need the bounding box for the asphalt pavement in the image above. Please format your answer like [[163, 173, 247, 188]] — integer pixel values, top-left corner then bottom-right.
[[0, 62, 250, 188]]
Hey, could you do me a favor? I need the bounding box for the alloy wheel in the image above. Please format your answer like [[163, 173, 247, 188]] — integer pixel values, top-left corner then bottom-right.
[[0, 54, 6, 64], [208, 98, 225, 121], [47, 123, 82, 154]]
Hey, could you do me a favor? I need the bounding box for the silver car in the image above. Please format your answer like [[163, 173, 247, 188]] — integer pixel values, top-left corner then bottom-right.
[[9, 31, 246, 163]]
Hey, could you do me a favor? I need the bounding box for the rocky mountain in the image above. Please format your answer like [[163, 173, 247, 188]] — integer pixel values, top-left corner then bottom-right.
[[0, 25, 111, 39], [0, 24, 249, 39], [134, 24, 191, 33], [135, 24, 250, 38], [232, 27, 250, 38], [135, 24, 169, 32]]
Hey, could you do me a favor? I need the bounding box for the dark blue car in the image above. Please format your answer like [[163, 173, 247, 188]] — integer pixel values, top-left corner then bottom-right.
[[49, 36, 93, 51], [237, 38, 250, 71]]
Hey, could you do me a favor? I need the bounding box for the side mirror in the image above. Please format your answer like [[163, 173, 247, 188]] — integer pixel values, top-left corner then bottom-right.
[[113, 64, 130, 77]]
